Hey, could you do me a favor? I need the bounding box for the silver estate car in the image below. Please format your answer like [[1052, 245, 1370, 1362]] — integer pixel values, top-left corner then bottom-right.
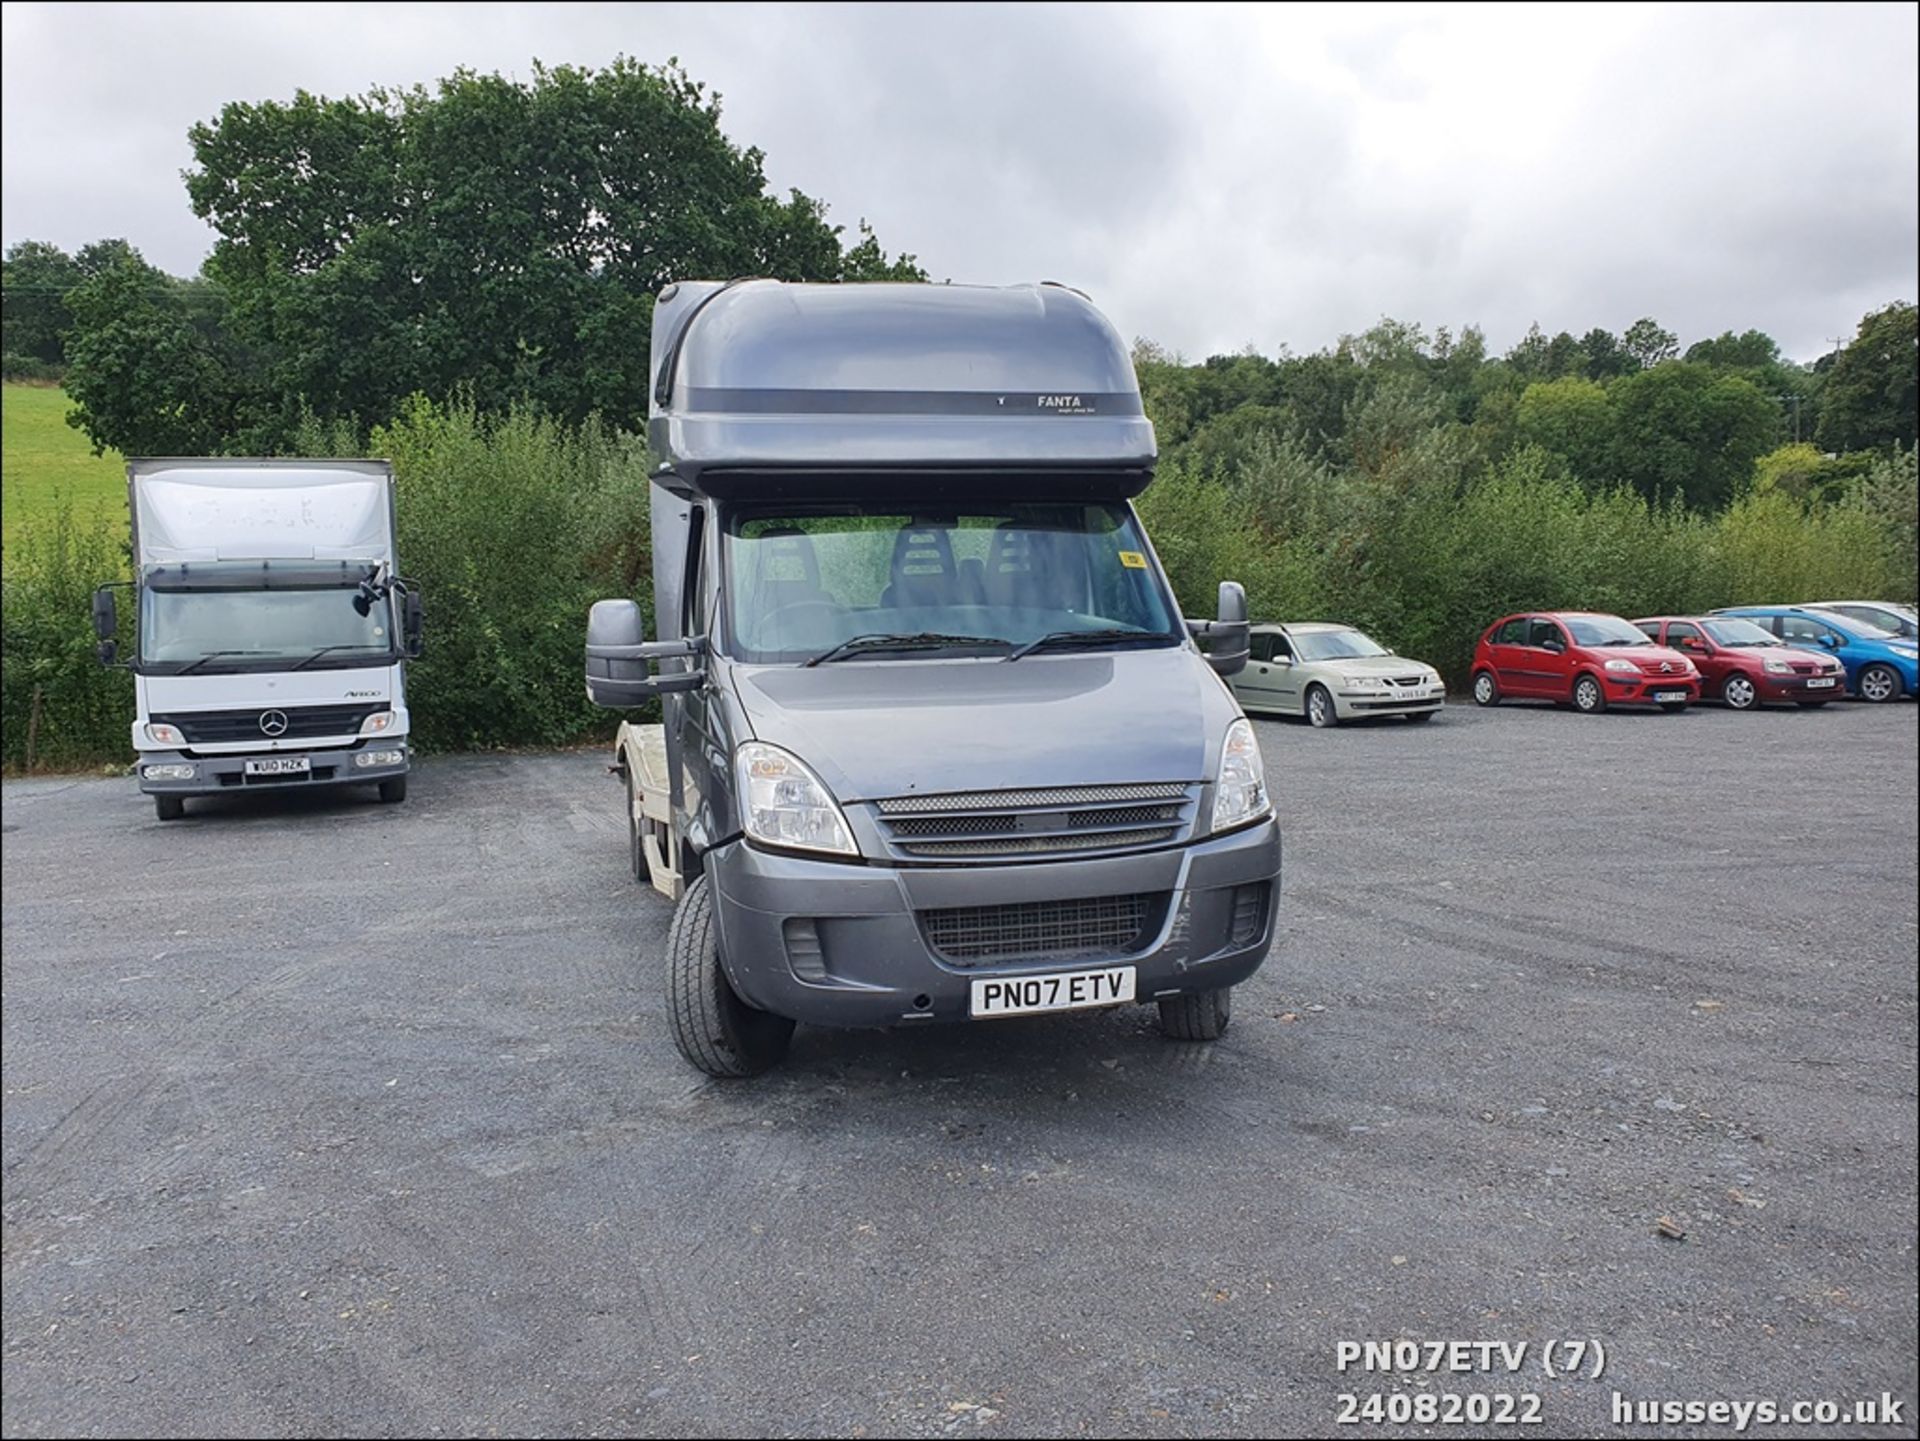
[[1232, 622, 1446, 728]]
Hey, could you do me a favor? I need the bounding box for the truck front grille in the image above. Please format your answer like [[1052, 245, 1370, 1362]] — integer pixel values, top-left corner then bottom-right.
[[873, 782, 1195, 862], [154, 704, 385, 744], [922, 893, 1160, 965]]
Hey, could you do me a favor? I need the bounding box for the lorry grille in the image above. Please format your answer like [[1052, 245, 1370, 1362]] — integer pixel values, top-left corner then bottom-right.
[[153, 704, 385, 744], [922, 893, 1159, 964], [873, 783, 1195, 862]]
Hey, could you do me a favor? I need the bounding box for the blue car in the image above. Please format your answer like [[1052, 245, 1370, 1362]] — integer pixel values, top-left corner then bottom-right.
[[1713, 606, 1920, 703]]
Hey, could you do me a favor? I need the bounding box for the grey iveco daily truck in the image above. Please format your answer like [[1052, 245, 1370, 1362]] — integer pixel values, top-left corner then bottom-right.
[[586, 280, 1281, 1076]]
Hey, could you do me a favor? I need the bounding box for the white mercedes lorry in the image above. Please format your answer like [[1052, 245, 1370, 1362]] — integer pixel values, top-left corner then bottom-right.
[[93, 459, 423, 821]]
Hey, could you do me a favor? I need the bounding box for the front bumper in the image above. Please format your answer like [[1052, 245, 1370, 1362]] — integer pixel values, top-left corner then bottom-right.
[[1603, 675, 1700, 705], [707, 817, 1282, 1029], [136, 742, 409, 796], [1755, 672, 1845, 700], [1334, 686, 1446, 717]]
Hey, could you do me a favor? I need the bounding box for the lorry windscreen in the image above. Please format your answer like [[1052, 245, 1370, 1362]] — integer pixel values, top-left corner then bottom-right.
[[142, 587, 394, 671], [723, 503, 1182, 664]]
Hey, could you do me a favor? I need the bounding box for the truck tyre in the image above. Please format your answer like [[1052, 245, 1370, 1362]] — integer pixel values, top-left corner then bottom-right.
[[667, 874, 794, 1078], [1158, 986, 1232, 1041], [378, 776, 408, 804], [626, 772, 647, 883], [154, 795, 185, 822]]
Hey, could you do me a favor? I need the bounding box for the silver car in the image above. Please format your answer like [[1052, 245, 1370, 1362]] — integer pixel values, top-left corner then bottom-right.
[[1232, 622, 1447, 728]]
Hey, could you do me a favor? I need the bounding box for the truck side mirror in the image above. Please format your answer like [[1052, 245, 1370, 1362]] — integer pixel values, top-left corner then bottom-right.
[[1192, 580, 1251, 678], [91, 586, 116, 641], [585, 599, 706, 707], [403, 588, 425, 658]]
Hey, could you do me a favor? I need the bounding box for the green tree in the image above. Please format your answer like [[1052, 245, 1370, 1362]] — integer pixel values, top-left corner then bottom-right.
[[61, 246, 251, 455], [1622, 317, 1678, 370], [1815, 302, 1917, 452], [1514, 377, 1615, 484], [3, 240, 85, 366], [1609, 362, 1779, 509], [64, 57, 919, 455], [1579, 328, 1633, 381], [1685, 329, 1781, 370]]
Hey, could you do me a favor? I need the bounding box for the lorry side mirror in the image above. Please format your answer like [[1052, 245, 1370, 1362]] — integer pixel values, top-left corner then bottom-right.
[[91, 586, 117, 641], [1204, 581, 1251, 678], [97, 640, 118, 666], [586, 598, 705, 707], [403, 588, 425, 658]]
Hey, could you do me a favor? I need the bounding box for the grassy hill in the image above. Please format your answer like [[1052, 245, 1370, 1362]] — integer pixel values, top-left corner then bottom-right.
[[1, 384, 126, 551]]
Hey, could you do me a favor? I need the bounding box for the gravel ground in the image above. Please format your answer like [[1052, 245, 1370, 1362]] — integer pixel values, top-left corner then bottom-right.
[[3, 699, 1916, 1438]]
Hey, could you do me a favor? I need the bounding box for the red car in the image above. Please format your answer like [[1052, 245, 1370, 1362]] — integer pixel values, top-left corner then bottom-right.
[[1472, 611, 1701, 713], [1631, 615, 1845, 709]]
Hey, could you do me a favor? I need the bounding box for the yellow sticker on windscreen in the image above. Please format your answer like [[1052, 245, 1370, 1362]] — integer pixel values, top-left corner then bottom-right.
[[1118, 550, 1147, 569]]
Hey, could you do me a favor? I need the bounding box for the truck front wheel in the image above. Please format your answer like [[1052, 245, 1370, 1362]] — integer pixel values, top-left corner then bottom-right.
[[378, 776, 408, 804], [154, 795, 185, 822], [666, 874, 795, 1078], [1158, 986, 1232, 1041]]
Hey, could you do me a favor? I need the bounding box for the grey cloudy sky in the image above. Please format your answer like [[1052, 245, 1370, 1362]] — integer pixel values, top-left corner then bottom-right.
[[3, 1, 1915, 362]]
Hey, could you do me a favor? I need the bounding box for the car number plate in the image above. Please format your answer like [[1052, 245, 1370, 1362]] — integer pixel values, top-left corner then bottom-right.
[[1806, 677, 1836, 688], [970, 966, 1136, 1019], [1653, 690, 1688, 703], [245, 756, 310, 776]]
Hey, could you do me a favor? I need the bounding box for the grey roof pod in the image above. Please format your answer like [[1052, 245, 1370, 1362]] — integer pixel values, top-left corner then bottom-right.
[[646, 280, 1157, 496]]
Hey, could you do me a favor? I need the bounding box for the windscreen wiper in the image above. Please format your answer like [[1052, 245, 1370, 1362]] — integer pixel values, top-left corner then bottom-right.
[[803, 632, 1009, 667], [174, 649, 273, 675], [291, 644, 388, 671], [1006, 628, 1161, 661]]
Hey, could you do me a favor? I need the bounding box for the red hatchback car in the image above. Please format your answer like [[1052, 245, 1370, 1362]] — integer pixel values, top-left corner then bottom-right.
[[1473, 611, 1701, 713], [1631, 615, 1845, 709]]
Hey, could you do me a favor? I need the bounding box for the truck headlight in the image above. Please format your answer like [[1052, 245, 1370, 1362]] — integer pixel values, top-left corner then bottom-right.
[[359, 710, 396, 734], [736, 742, 856, 857], [1604, 659, 1639, 673], [144, 763, 195, 781], [145, 722, 184, 746], [1211, 718, 1271, 835]]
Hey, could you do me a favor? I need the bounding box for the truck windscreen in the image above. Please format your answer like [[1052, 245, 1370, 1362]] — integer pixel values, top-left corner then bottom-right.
[[723, 503, 1182, 663], [142, 587, 394, 671]]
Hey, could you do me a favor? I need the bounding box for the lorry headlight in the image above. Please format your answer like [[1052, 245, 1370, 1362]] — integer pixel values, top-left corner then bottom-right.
[[359, 710, 395, 734], [1211, 718, 1271, 835], [736, 742, 856, 857], [144, 763, 195, 781], [145, 722, 184, 746], [354, 750, 405, 768]]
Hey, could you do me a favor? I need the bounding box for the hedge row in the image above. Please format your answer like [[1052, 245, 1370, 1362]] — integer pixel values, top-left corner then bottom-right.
[[3, 406, 1914, 771]]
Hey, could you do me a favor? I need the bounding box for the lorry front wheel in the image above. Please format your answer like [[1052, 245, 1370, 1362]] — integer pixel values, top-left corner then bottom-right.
[[666, 874, 795, 1078], [378, 777, 408, 804], [1158, 986, 1232, 1041], [154, 795, 185, 822]]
